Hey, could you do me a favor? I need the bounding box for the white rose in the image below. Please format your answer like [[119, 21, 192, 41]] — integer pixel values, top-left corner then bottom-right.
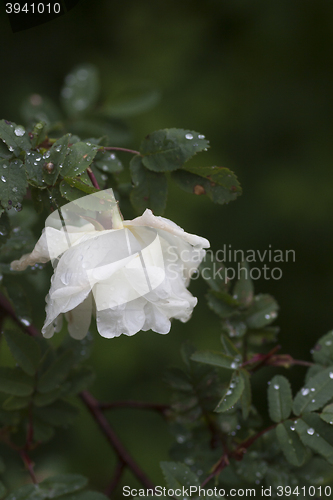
[[11, 189, 209, 340]]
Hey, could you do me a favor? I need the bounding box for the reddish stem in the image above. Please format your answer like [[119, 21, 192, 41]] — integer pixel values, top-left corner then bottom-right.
[[101, 147, 141, 155], [104, 460, 125, 496], [99, 399, 170, 416], [87, 167, 100, 190], [20, 450, 37, 484], [0, 294, 40, 338], [80, 391, 155, 490], [201, 423, 277, 487]]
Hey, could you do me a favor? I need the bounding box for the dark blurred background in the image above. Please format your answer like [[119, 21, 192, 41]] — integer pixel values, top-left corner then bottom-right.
[[1, 0, 333, 493]]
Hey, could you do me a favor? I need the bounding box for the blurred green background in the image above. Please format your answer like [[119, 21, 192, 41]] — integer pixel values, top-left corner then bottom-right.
[[1, 0, 333, 494]]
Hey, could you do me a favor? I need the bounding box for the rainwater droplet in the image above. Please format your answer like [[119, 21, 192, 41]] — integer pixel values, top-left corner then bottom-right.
[[330, 372, 333, 379], [12, 187, 18, 193], [301, 388, 310, 396], [274, 384, 280, 390], [198, 134, 205, 139], [14, 126, 25, 137], [61, 270, 71, 285], [20, 317, 31, 327], [307, 428, 315, 436], [185, 133, 193, 140], [1, 176, 6, 183]]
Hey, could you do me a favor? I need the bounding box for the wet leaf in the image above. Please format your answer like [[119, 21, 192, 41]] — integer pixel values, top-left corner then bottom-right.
[[140, 128, 209, 172], [130, 155, 167, 215], [268, 375, 292, 422], [172, 165, 242, 204]]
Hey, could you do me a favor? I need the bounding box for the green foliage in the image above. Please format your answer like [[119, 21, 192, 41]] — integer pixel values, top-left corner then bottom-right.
[[3, 327, 41, 376], [60, 64, 100, 117], [275, 422, 307, 466], [140, 129, 209, 172], [172, 165, 241, 205], [0, 62, 332, 497], [0, 120, 30, 157], [160, 461, 200, 489], [268, 375, 292, 423], [0, 159, 27, 209], [130, 155, 167, 214], [293, 367, 333, 415], [5, 473, 108, 500]]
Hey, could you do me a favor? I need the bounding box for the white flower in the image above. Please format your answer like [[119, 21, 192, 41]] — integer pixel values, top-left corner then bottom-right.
[[11, 189, 209, 340]]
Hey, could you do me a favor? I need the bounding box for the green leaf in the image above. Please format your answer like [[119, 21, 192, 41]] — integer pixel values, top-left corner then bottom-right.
[[5, 485, 36, 500], [268, 375, 292, 423], [3, 327, 40, 376], [172, 165, 242, 204], [60, 180, 90, 201], [5, 474, 87, 500], [63, 177, 99, 195], [233, 262, 254, 306], [60, 332, 94, 365], [39, 474, 88, 496], [312, 330, 333, 366], [293, 366, 333, 416], [247, 326, 279, 346], [104, 83, 160, 118], [0, 159, 27, 209], [199, 258, 228, 292], [42, 134, 70, 185], [206, 290, 239, 318], [61, 64, 100, 117], [240, 369, 252, 420], [160, 461, 200, 489], [276, 421, 307, 466], [61, 142, 98, 177], [215, 372, 245, 412], [4, 283, 32, 333], [30, 121, 47, 149], [295, 412, 333, 465], [37, 350, 74, 393], [0, 367, 34, 396], [66, 367, 95, 395], [321, 403, 333, 425], [140, 129, 209, 172], [0, 120, 30, 157], [245, 294, 279, 329], [34, 400, 79, 427], [21, 95, 62, 126], [191, 350, 241, 370], [163, 368, 193, 392], [33, 388, 63, 407], [0, 141, 13, 160], [94, 151, 123, 174], [130, 155, 167, 215], [221, 334, 241, 357], [25, 152, 48, 188], [2, 395, 30, 410]]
